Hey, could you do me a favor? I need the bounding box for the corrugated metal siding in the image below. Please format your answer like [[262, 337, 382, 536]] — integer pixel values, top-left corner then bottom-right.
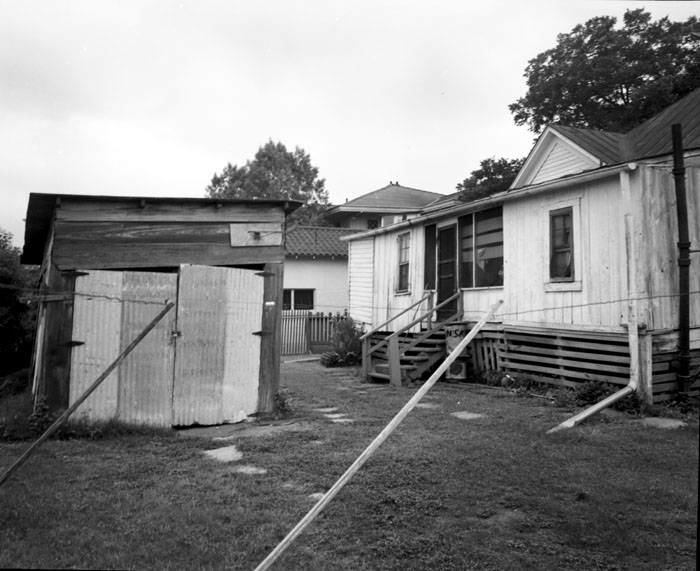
[[117, 272, 177, 427], [531, 140, 596, 185], [70, 270, 123, 421], [172, 265, 228, 426], [348, 239, 374, 326], [221, 268, 262, 423]]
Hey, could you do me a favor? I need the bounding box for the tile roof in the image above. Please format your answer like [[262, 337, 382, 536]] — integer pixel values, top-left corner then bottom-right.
[[551, 88, 700, 164], [285, 225, 358, 258], [330, 183, 443, 213]]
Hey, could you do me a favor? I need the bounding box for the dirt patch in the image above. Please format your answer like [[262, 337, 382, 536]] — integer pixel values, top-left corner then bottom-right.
[[180, 421, 314, 441]]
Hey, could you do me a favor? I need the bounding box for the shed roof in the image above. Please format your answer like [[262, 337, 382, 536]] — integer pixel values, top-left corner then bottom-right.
[[328, 183, 443, 215], [22, 192, 301, 265], [285, 225, 358, 258]]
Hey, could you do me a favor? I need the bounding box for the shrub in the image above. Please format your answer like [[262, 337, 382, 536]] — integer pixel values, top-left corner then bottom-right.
[[320, 315, 364, 367]]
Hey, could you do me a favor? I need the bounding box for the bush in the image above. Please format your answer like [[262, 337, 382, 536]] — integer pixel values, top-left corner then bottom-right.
[[320, 315, 364, 367]]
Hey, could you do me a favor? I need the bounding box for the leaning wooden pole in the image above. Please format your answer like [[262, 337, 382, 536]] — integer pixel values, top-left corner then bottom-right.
[[0, 301, 175, 490], [254, 300, 503, 571]]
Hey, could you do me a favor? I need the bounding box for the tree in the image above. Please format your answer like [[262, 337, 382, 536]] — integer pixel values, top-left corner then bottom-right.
[[457, 157, 525, 201], [206, 141, 331, 225], [0, 229, 37, 378], [510, 9, 700, 133]]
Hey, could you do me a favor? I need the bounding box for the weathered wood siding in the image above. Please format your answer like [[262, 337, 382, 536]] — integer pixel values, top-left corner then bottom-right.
[[51, 198, 286, 270], [530, 140, 596, 185], [501, 173, 627, 329], [631, 164, 700, 330], [348, 238, 375, 326]]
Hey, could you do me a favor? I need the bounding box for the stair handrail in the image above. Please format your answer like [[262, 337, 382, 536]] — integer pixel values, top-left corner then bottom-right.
[[359, 292, 432, 342], [367, 291, 461, 357]]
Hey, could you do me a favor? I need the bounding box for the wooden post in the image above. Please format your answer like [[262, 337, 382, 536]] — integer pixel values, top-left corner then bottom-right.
[[258, 262, 283, 413], [361, 337, 369, 381], [638, 328, 654, 405], [388, 335, 401, 386]]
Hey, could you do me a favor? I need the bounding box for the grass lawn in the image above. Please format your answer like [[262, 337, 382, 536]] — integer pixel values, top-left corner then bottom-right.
[[1, 361, 697, 570]]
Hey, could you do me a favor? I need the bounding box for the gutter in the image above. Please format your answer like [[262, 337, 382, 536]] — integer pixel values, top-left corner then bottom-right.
[[341, 162, 635, 242]]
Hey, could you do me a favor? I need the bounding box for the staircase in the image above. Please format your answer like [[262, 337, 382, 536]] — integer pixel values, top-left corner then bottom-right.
[[361, 292, 462, 385]]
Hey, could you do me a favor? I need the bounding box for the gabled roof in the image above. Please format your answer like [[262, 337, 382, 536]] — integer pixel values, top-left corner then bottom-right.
[[285, 225, 358, 258], [328, 183, 443, 215], [512, 88, 700, 188]]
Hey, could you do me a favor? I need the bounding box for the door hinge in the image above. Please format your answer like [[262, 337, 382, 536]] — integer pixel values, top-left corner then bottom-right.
[[252, 330, 271, 337], [170, 329, 182, 339], [65, 340, 85, 347]]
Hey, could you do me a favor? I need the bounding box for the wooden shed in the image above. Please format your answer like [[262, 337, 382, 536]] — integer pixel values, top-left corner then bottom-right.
[[21, 193, 299, 427]]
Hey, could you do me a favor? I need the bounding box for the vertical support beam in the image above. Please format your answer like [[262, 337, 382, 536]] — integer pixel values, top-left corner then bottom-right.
[[672, 124, 691, 392], [638, 328, 654, 405], [36, 266, 76, 412], [388, 335, 401, 386], [258, 262, 283, 413], [361, 338, 369, 381]]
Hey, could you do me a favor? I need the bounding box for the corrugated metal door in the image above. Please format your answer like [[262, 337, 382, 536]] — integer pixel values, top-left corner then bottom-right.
[[118, 272, 177, 427], [70, 270, 177, 424], [172, 265, 263, 426], [70, 270, 124, 421]]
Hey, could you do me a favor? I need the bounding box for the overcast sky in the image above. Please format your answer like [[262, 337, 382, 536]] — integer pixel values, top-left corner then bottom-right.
[[1, 1, 698, 246]]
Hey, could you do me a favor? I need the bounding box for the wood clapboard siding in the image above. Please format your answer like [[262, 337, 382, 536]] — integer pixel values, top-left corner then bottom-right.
[[530, 140, 596, 185], [348, 238, 374, 326], [502, 174, 626, 329], [633, 165, 700, 330]]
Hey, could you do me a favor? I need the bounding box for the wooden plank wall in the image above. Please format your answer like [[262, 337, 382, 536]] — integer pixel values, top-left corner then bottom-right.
[[50, 198, 286, 270], [651, 328, 700, 402], [348, 238, 375, 327]]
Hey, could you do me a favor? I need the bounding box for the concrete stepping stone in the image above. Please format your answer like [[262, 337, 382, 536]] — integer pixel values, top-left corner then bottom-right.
[[203, 445, 243, 462], [308, 492, 325, 501], [330, 418, 354, 424], [415, 403, 440, 409], [313, 407, 338, 413], [323, 413, 346, 419], [232, 465, 267, 475], [451, 411, 485, 421], [636, 417, 687, 429]]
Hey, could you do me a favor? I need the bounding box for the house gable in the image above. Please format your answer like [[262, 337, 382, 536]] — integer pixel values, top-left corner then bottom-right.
[[512, 127, 601, 188]]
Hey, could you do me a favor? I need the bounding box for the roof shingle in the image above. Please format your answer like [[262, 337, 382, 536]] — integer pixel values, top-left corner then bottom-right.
[[285, 226, 358, 258]]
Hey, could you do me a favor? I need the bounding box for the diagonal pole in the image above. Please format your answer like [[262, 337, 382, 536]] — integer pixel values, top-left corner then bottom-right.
[[0, 302, 175, 489], [254, 300, 503, 571]]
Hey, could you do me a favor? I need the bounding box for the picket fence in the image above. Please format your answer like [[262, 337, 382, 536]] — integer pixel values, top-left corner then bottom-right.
[[282, 310, 348, 355]]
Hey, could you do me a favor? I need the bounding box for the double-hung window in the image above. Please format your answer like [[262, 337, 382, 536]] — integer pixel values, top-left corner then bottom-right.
[[549, 207, 574, 281], [458, 206, 503, 288], [397, 233, 410, 292]]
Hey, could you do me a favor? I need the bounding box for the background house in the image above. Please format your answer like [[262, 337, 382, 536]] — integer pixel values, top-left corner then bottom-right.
[[22, 193, 298, 426], [345, 90, 700, 402], [325, 182, 443, 230]]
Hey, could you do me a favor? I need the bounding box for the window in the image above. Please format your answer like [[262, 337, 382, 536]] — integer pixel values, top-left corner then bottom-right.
[[458, 206, 503, 288], [367, 218, 379, 230], [283, 289, 314, 310], [397, 232, 410, 292], [550, 207, 574, 281]]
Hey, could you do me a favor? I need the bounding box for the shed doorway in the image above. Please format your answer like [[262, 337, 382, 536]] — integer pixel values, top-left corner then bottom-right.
[[69, 264, 264, 427]]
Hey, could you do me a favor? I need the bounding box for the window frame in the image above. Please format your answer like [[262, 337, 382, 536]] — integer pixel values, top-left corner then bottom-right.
[[458, 206, 504, 289], [283, 288, 315, 310], [549, 206, 575, 283], [396, 232, 410, 293]]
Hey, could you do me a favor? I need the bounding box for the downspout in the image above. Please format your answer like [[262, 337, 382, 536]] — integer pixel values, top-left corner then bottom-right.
[[672, 124, 691, 393]]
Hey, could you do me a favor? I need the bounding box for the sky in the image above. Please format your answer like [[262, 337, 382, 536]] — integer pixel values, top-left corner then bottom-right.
[[1, 1, 698, 246]]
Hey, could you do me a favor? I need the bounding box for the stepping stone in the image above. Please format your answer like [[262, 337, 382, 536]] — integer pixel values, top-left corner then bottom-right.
[[313, 407, 338, 413], [637, 417, 687, 429], [203, 445, 243, 462], [330, 418, 354, 424], [232, 465, 267, 475], [451, 411, 485, 421], [308, 492, 325, 501], [323, 413, 346, 419], [415, 403, 440, 409]]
